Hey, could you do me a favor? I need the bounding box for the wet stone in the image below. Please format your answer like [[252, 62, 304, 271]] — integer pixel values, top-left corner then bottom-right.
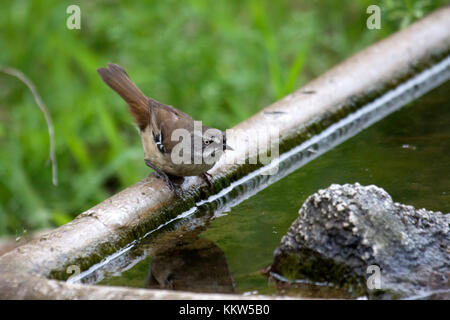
[[271, 183, 449, 299]]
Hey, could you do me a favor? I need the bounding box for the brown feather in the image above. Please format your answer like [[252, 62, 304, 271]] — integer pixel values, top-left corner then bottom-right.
[[150, 99, 195, 153], [97, 63, 223, 160], [97, 63, 149, 130]]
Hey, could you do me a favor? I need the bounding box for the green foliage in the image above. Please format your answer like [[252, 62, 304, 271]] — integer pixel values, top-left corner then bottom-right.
[[0, 0, 446, 235], [381, 0, 441, 29]]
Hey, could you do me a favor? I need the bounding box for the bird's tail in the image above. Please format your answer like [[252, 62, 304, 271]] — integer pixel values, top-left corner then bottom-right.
[[97, 63, 149, 130]]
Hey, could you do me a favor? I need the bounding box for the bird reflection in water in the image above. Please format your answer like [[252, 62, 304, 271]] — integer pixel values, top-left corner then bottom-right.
[[146, 234, 236, 293]]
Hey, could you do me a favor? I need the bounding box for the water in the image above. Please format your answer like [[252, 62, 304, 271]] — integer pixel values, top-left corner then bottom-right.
[[79, 79, 449, 298]]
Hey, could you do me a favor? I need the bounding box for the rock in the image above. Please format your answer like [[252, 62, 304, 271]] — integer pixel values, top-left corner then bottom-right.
[[270, 183, 449, 299]]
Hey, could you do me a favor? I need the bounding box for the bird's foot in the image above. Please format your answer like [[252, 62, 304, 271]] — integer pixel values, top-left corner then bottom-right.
[[159, 172, 184, 199], [145, 160, 184, 199]]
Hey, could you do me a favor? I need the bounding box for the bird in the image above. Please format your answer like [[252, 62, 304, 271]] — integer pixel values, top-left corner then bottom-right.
[[97, 63, 232, 198]]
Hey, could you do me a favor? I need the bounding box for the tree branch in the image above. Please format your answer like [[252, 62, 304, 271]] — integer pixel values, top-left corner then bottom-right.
[[0, 65, 58, 186]]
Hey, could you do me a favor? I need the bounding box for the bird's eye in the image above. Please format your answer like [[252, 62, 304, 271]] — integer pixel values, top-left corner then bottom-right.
[[204, 140, 210, 145]]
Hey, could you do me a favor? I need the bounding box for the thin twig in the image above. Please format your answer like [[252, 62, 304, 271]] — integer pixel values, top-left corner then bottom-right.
[[0, 65, 58, 186]]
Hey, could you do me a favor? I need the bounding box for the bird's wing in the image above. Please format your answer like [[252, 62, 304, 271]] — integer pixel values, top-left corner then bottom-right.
[[149, 98, 195, 153]]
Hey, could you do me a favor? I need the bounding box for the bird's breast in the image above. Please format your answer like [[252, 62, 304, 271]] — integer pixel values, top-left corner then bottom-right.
[[140, 125, 215, 177]]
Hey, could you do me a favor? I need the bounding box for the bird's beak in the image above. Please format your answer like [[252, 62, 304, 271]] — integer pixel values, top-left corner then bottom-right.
[[223, 142, 233, 151]]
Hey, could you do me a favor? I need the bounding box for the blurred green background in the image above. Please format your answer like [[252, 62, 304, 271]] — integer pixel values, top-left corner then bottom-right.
[[0, 0, 446, 236]]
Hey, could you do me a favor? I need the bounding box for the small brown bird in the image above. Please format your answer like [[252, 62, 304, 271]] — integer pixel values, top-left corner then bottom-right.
[[97, 63, 232, 197]]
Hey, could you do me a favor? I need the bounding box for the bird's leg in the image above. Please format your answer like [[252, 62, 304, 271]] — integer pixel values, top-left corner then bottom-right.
[[145, 160, 184, 199], [202, 172, 214, 190]]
